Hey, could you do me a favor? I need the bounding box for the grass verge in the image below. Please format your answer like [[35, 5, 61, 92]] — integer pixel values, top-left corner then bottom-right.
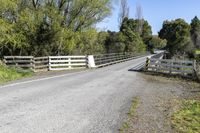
[[171, 100, 200, 133], [120, 98, 139, 133], [0, 65, 33, 84]]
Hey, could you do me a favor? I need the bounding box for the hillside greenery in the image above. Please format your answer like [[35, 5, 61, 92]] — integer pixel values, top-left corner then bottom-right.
[[159, 17, 200, 60], [0, 0, 199, 61], [0, 0, 151, 57]]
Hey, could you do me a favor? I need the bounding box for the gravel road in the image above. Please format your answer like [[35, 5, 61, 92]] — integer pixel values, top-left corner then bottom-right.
[[0, 57, 148, 133]]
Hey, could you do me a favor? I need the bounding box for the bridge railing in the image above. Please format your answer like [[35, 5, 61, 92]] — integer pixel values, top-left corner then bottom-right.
[[34, 57, 49, 72], [145, 58, 196, 76], [3, 52, 149, 72], [4, 56, 34, 70], [49, 56, 87, 71], [94, 52, 147, 67]]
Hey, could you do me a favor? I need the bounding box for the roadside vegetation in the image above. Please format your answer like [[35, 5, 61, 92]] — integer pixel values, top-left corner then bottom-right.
[[0, 65, 32, 84], [120, 98, 139, 133], [0, 0, 166, 58], [172, 100, 200, 133]]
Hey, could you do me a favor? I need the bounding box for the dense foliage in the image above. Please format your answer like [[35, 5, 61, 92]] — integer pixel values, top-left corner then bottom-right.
[[159, 17, 200, 59], [0, 0, 151, 57], [1, 1, 199, 59], [159, 19, 193, 58], [0, 0, 111, 56], [0, 64, 32, 83], [191, 16, 200, 49]]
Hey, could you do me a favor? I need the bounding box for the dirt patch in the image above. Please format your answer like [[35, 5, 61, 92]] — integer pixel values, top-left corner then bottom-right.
[[122, 73, 200, 133]]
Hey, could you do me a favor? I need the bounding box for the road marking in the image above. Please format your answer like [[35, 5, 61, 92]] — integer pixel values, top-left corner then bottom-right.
[[0, 70, 88, 88]]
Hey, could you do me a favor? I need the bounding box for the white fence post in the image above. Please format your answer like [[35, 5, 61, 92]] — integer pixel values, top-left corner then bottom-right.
[[48, 56, 51, 71], [68, 57, 72, 69], [87, 55, 96, 68]]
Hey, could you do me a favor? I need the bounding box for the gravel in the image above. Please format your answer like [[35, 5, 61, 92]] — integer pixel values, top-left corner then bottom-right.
[[0, 57, 147, 133]]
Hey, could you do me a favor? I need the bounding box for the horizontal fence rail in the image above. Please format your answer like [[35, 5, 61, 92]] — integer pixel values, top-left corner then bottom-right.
[[34, 57, 49, 72], [4, 56, 34, 70], [94, 52, 147, 67], [4, 56, 87, 72], [146, 58, 196, 76], [3, 52, 149, 72], [49, 56, 87, 71]]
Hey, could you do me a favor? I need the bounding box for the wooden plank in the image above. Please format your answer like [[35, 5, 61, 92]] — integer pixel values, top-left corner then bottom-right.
[[148, 66, 193, 74], [34, 57, 48, 60], [4, 56, 33, 59], [49, 56, 86, 59], [5, 60, 33, 63], [49, 60, 86, 63], [49, 67, 86, 71], [50, 63, 86, 67], [7, 64, 33, 68], [159, 64, 193, 69], [34, 65, 49, 68], [34, 61, 49, 64], [150, 58, 193, 64]]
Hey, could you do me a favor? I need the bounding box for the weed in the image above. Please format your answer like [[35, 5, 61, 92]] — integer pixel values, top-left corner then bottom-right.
[[120, 98, 139, 133], [0, 65, 33, 84], [171, 100, 200, 133]]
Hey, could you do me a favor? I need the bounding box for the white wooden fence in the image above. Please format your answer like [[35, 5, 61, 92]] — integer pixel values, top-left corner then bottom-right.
[[4, 56, 87, 71], [146, 58, 196, 76], [49, 56, 87, 71], [3, 52, 148, 72]]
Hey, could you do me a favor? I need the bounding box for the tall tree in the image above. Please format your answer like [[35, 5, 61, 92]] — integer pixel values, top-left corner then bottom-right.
[[120, 17, 146, 53], [135, 3, 143, 34], [118, 0, 129, 26], [190, 16, 200, 49], [148, 36, 167, 53], [159, 19, 194, 57], [120, 17, 152, 43], [0, 0, 112, 56]]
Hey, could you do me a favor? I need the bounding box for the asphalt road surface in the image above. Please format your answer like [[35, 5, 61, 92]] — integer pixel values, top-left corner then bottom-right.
[[0, 56, 147, 133]]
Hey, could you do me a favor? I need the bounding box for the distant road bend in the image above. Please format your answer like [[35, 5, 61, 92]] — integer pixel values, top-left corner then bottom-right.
[[0, 56, 148, 133]]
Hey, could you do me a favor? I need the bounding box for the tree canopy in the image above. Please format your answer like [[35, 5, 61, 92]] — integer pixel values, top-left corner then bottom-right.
[[190, 16, 200, 49], [159, 19, 194, 58], [1, 0, 198, 59], [0, 0, 111, 56]]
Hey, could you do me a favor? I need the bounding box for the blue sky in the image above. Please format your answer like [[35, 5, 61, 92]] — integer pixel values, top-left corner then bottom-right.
[[96, 0, 200, 35]]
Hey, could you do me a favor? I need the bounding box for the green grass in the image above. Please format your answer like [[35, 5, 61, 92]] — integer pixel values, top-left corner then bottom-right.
[[0, 65, 33, 84], [195, 50, 200, 55], [171, 100, 200, 133], [120, 98, 139, 133]]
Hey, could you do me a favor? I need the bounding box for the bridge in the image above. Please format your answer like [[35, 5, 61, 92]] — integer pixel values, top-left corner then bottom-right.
[[0, 52, 164, 133]]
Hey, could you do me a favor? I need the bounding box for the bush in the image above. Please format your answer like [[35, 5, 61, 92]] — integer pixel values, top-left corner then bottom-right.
[[0, 65, 32, 84]]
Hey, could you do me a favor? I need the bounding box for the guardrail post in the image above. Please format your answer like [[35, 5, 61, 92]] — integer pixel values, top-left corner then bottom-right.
[[87, 55, 96, 68], [145, 57, 150, 71]]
